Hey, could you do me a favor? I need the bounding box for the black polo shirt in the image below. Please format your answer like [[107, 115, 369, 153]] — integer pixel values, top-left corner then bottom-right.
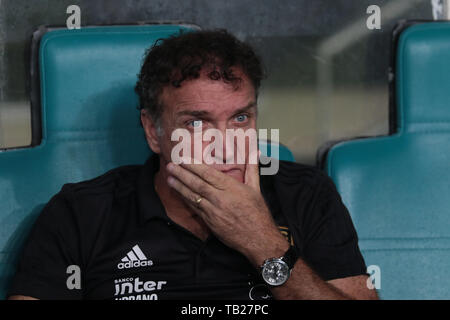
[[8, 154, 367, 300]]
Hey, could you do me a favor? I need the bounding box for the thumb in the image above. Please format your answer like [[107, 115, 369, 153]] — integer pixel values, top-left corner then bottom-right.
[[245, 149, 261, 190]]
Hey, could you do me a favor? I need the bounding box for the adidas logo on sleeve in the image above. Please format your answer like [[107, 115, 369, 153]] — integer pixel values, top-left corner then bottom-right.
[[117, 245, 153, 270]]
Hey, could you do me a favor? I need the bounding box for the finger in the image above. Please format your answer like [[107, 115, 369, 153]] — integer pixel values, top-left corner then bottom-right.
[[244, 149, 261, 190], [178, 158, 231, 190], [166, 162, 216, 199], [167, 175, 215, 215]]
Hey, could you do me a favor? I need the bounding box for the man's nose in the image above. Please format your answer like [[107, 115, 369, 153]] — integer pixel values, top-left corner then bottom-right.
[[208, 126, 238, 164]]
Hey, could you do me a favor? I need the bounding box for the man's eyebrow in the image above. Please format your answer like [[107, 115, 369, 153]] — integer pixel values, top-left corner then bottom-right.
[[230, 101, 258, 116], [176, 101, 257, 118], [176, 110, 210, 117]]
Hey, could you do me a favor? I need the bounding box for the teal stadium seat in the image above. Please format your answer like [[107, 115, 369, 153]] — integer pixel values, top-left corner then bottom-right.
[[321, 22, 450, 299], [0, 24, 294, 299]]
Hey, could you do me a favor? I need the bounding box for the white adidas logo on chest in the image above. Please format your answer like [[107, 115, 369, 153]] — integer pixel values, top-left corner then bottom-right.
[[117, 244, 153, 269]]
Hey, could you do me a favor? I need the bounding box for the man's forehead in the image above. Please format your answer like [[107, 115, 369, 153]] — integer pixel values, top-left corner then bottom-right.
[[161, 76, 256, 116]]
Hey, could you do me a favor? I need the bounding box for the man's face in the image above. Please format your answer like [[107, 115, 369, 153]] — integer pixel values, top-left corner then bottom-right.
[[143, 69, 257, 183]]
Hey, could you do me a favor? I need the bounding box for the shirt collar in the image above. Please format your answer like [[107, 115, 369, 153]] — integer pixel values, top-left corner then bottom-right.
[[137, 153, 170, 224]]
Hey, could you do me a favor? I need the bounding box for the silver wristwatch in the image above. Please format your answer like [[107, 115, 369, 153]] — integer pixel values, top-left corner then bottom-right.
[[260, 246, 298, 287]]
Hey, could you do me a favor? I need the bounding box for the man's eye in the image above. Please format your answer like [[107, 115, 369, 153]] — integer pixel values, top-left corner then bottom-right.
[[235, 114, 248, 122], [188, 120, 203, 128]]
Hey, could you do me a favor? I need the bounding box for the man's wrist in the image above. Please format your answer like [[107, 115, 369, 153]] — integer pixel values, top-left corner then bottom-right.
[[245, 232, 290, 268]]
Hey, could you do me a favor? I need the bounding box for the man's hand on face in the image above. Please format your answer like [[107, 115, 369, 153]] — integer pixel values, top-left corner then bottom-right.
[[165, 155, 289, 267]]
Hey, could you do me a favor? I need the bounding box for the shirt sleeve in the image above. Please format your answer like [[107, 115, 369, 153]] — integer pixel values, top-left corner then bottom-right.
[[7, 191, 84, 300], [301, 173, 368, 281]]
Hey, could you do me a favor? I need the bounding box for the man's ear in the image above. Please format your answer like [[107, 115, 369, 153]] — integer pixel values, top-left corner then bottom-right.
[[140, 109, 161, 154]]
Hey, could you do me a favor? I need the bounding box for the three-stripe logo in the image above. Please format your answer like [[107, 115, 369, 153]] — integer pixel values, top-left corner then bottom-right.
[[117, 245, 153, 270]]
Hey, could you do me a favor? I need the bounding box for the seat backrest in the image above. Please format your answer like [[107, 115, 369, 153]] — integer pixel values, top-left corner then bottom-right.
[[0, 24, 198, 299], [323, 22, 450, 299], [0, 24, 295, 299]]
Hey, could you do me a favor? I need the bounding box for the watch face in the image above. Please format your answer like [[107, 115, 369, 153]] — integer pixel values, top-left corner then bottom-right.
[[261, 258, 290, 286]]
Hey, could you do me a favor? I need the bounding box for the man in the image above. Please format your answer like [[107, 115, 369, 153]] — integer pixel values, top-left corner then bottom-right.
[[8, 29, 377, 300]]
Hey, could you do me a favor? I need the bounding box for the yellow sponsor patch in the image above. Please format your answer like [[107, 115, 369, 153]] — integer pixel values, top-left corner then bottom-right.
[[278, 226, 294, 246]]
